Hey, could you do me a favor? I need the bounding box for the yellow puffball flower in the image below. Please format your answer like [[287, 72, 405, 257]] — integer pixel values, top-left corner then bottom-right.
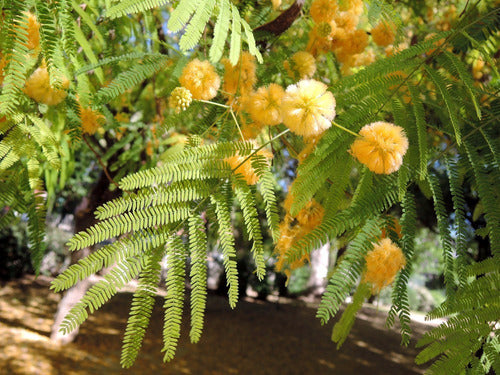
[[222, 51, 257, 97], [310, 0, 338, 23], [79, 104, 105, 135], [225, 151, 268, 185], [334, 11, 359, 33], [363, 238, 406, 293], [287, 51, 317, 80], [296, 199, 325, 230], [169, 86, 193, 114], [281, 79, 336, 139], [338, 29, 369, 55], [349, 121, 409, 174], [371, 20, 396, 47], [24, 64, 70, 105], [246, 83, 285, 126], [179, 59, 220, 100]]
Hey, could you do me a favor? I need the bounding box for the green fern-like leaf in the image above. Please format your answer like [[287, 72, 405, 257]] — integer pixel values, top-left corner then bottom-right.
[[121, 246, 164, 368], [188, 214, 208, 343], [162, 237, 187, 362]]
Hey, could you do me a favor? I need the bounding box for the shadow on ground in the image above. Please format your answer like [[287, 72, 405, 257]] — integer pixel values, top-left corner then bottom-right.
[[0, 276, 428, 374]]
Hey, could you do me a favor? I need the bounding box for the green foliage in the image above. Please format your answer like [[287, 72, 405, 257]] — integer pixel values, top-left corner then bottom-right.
[[1, 0, 499, 372], [416, 257, 500, 374]]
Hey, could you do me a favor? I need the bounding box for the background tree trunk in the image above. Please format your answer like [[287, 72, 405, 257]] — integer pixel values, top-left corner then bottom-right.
[[50, 172, 120, 344]]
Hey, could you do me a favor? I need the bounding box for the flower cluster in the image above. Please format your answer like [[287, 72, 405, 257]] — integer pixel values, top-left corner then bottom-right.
[[275, 194, 325, 279], [179, 59, 220, 100], [23, 12, 40, 52], [349, 121, 408, 174], [24, 63, 69, 106], [363, 238, 406, 293]]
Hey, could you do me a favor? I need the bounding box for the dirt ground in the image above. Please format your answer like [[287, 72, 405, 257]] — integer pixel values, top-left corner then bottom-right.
[[0, 275, 430, 374]]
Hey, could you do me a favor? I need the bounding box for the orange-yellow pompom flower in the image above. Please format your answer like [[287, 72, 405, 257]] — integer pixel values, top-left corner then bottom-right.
[[371, 20, 396, 47], [363, 238, 406, 293], [23, 12, 40, 51], [281, 79, 336, 139], [222, 51, 257, 97], [24, 64, 69, 105], [79, 104, 105, 135], [225, 149, 271, 185], [286, 51, 317, 80], [310, 0, 338, 23], [179, 59, 220, 100], [245, 84, 284, 126], [349, 121, 408, 174]]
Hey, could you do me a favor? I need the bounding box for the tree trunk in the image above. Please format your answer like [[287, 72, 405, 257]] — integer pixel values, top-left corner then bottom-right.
[[51, 172, 120, 344], [305, 242, 330, 297]]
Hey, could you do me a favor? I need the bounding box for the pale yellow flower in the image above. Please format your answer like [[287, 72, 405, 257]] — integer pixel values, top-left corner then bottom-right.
[[24, 64, 69, 105], [245, 84, 284, 126], [179, 59, 220, 100], [281, 79, 336, 138], [169, 86, 192, 114], [371, 20, 396, 47], [363, 238, 406, 293], [350, 121, 409, 174]]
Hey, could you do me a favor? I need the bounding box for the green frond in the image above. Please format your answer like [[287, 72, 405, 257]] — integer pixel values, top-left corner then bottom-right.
[[59, 257, 146, 335], [209, 0, 231, 63], [211, 188, 239, 308], [0, 4, 31, 115], [72, 20, 104, 84], [233, 177, 265, 280], [424, 65, 462, 145], [428, 173, 456, 294], [179, 0, 216, 52], [316, 218, 382, 325], [121, 246, 164, 368], [229, 4, 242, 66], [288, 173, 399, 264], [188, 214, 208, 344], [407, 84, 428, 179], [51, 227, 171, 292], [464, 138, 500, 256], [95, 180, 216, 220], [106, 0, 170, 19], [162, 237, 187, 362], [386, 190, 416, 345], [331, 282, 371, 349], [253, 155, 280, 242], [96, 55, 169, 103], [67, 204, 190, 251]]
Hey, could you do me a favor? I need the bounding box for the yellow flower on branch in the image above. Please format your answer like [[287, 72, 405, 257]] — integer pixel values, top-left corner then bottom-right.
[[245, 83, 284, 126], [79, 103, 105, 135], [310, 0, 338, 23], [371, 20, 396, 47], [24, 63, 69, 105], [179, 59, 220, 100], [169, 86, 193, 114], [222, 51, 256, 98], [363, 238, 406, 293], [349, 121, 408, 174], [281, 79, 336, 139], [284, 51, 317, 80]]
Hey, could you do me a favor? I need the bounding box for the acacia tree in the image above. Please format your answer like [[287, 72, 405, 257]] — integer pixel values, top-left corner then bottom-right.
[[0, 0, 499, 373]]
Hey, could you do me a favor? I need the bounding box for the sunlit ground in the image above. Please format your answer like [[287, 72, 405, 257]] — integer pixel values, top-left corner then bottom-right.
[[0, 275, 429, 374]]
